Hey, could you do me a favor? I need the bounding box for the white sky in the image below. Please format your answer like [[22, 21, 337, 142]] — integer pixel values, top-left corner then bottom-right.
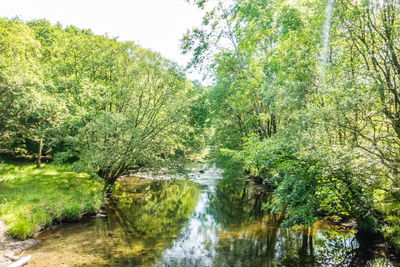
[[0, 0, 204, 82]]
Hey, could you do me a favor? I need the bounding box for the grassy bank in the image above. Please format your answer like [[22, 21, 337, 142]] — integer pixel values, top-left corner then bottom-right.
[[0, 162, 103, 239], [374, 190, 400, 252]]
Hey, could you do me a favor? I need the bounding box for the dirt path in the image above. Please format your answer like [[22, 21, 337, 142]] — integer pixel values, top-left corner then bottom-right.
[[0, 220, 38, 267]]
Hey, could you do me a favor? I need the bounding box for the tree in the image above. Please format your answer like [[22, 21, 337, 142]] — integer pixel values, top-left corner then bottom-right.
[[0, 18, 43, 154], [332, 0, 400, 199], [185, 0, 389, 234], [72, 45, 197, 187]]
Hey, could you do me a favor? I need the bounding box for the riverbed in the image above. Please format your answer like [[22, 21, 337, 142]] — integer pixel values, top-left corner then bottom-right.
[[26, 164, 397, 266]]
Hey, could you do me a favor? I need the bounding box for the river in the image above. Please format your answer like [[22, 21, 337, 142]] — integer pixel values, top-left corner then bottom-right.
[[26, 164, 397, 266]]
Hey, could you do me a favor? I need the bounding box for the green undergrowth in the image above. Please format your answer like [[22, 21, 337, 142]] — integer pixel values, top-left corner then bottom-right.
[[374, 189, 400, 252], [0, 162, 103, 239]]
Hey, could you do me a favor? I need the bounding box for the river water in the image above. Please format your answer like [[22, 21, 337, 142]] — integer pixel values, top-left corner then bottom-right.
[[26, 164, 397, 266]]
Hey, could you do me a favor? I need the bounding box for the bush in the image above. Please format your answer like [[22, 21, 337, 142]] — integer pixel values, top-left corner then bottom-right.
[[227, 133, 376, 229]]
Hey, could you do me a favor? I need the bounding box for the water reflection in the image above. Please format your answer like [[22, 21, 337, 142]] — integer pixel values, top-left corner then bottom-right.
[[110, 178, 200, 239], [26, 166, 397, 266], [157, 166, 395, 267], [27, 178, 200, 266]]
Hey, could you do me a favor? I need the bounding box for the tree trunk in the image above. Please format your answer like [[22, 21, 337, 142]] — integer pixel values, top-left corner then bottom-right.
[[36, 139, 43, 169]]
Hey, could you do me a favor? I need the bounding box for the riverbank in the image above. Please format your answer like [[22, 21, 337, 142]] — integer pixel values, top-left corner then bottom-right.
[[23, 165, 399, 266], [1, 157, 400, 266], [374, 192, 400, 254], [0, 162, 103, 239], [0, 220, 38, 266]]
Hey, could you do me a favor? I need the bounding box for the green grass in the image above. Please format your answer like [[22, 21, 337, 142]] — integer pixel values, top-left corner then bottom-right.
[[374, 189, 400, 252], [0, 162, 103, 239]]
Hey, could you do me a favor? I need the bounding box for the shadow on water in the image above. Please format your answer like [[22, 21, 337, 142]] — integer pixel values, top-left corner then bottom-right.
[[27, 164, 399, 266]]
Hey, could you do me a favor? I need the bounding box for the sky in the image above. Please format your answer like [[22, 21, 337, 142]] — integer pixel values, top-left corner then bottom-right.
[[0, 0, 205, 81]]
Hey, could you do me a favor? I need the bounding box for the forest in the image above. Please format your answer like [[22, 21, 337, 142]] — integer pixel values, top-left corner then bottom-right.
[[1, 0, 400, 265], [182, 0, 400, 249]]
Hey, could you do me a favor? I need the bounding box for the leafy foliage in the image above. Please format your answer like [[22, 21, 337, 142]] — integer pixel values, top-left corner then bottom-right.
[[0, 18, 207, 185], [185, 0, 399, 236]]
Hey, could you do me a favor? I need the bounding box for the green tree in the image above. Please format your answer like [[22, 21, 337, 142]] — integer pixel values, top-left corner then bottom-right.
[[0, 18, 43, 154]]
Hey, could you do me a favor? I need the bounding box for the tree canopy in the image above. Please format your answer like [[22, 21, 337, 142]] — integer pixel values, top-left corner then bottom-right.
[[2, 0, 400, 245], [183, 0, 400, 235], [0, 18, 206, 185]]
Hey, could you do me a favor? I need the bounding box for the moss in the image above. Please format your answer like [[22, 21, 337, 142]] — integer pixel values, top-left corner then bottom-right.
[[0, 163, 103, 239]]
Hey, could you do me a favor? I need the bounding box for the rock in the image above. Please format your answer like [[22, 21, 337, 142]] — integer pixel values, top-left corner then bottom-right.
[[0, 220, 38, 267], [7, 255, 31, 267], [4, 252, 20, 261]]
